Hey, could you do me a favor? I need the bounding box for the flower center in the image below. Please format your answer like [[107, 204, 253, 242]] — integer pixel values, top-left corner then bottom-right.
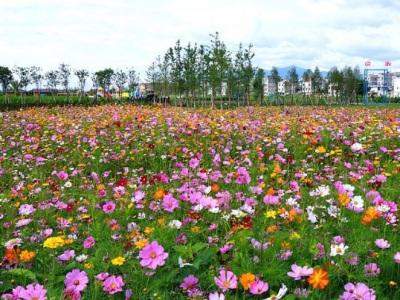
[[336, 248, 342, 253], [74, 280, 80, 285], [111, 283, 116, 289], [223, 281, 230, 287], [150, 252, 157, 258]]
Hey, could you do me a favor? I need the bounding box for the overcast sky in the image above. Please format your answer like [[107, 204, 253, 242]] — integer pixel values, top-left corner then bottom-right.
[[1, 0, 399, 85]]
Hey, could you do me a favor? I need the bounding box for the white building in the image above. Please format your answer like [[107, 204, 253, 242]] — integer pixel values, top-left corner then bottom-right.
[[263, 76, 277, 96]]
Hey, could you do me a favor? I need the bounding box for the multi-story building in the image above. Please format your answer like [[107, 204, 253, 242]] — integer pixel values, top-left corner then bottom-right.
[[262, 76, 277, 96]]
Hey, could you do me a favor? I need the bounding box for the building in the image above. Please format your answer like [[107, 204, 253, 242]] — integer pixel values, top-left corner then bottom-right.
[[263, 76, 277, 96]]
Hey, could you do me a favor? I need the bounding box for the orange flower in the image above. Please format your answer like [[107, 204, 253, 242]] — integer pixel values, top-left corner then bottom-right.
[[308, 268, 329, 289], [154, 189, 167, 199], [338, 193, 350, 206], [5, 249, 20, 262], [211, 183, 219, 193], [239, 272, 256, 290], [19, 250, 35, 262]]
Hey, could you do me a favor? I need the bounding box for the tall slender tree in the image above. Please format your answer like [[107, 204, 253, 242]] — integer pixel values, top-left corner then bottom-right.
[[58, 63, 71, 102], [31, 66, 43, 102], [0, 66, 13, 103], [270, 67, 281, 105], [45, 70, 60, 101], [74, 69, 89, 102]]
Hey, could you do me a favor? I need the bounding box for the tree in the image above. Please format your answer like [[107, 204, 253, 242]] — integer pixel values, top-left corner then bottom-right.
[[10, 80, 20, 97], [146, 60, 159, 104], [127, 68, 140, 97], [206, 32, 230, 107], [167, 40, 184, 106], [270, 67, 281, 105], [13, 66, 32, 103], [312, 66, 322, 94], [0, 66, 13, 103], [253, 68, 265, 104], [74, 69, 89, 102], [95, 68, 114, 93], [327, 66, 344, 104], [114, 69, 128, 98], [286, 66, 299, 105], [31, 66, 43, 102], [182, 42, 198, 107], [45, 70, 60, 101], [58, 63, 71, 102]]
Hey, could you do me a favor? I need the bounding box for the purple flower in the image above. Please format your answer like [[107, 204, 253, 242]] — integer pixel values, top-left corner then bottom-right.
[[102, 275, 124, 294], [180, 275, 199, 292], [209, 292, 225, 300], [139, 241, 169, 270], [374, 238, 390, 249], [63, 287, 81, 300], [346, 253, 359, 266], [339, 282, 376, 300], [57, 171, 69, 180], [64, 269, 89, 292], [83, 236, 95, 249], [364, 263, 380, 277], [19, 283, 47, 300], [219, 244, 233, 254]]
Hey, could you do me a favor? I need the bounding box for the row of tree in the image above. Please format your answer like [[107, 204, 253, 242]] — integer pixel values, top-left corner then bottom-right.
[[0, 64, 140, 104], [1, 32, 365, 107]]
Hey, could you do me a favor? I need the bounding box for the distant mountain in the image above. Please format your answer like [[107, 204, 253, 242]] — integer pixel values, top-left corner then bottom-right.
[[263, 65, 328, 78]]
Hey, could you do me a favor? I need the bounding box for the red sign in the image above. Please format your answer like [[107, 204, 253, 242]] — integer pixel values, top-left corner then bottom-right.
[[385, 61, 391, 66], [365, 61, 371, 67]]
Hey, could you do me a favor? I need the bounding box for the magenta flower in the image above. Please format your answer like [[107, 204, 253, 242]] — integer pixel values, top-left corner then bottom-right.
[[162, 194, 180, 212], [180, 275, 199, 292], [64, 269, 89, 292], [394, 252, 400, 263], [102, 201, 116, 213], [374, 238, 390, 249], [139, 241, 169, 269], [249, 280, 269, 295], [339, 282, 376, 300], [19, 283, 47, 300], [102, 275, 124, 294], [214, 270, 238, 292], [83, 236, 95, 249], [287, 264, 314, 280], [57, 171, 69, 180]]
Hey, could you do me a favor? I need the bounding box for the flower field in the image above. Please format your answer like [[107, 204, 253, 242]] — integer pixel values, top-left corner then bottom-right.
[[0, 104, 399, 299]]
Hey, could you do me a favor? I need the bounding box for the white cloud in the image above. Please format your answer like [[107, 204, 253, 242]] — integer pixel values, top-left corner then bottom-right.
[[1, 0, 399, 84]]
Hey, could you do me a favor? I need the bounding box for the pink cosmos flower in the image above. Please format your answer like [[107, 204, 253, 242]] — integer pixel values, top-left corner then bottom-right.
[[102, 275, 124, 294], [209, 292, 225, 300], [19, 283, 47, 300], [162, 194, 180, 212], [58, 250, 76, 261], [83, 236, 95, 249], [364, 263, 380, 277], [1, 285, 25, 300], [94, 272, 109, 281], [339, 282, 376, 300], [180, 275, 199, 292], [57, 171, 69, 180], [102, 201, 116, 213], [263, 195, 280, 205], [214, 270, 237, 292], [63, 287, 81, 300], [287, 264, 314, 280], [64, 269, 89, 292], [394, 252, 400, 264], [235, 167, 251, 184], [139, 241, 169, 269], [249, 280, 269, 295], [374, 238, 390, 249]]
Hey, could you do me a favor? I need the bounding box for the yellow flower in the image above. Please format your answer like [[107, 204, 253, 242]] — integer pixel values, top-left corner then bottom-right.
[[191, 226, 201, 233], [265, 210, 277, 219], [144, 227, 155, 235], [84, 262, 94, 269], [19, 250, 35, 262], [338, 193, 350, 206], [290, 232, 301, 240], [135, 239, 149, 249], [43, 237, 65, 249], [316, 146, 326, 153], [111, 256, 125, 266]]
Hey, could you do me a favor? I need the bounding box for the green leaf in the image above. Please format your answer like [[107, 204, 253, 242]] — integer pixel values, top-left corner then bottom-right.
[[3, 268, 37, 281]]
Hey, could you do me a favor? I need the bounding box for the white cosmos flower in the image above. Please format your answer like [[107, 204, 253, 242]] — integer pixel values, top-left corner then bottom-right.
[[168, 220, 182, 229], [263, 283, 288, 300], [330, 243, 349, 256], [351, 142, 363, 152]]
